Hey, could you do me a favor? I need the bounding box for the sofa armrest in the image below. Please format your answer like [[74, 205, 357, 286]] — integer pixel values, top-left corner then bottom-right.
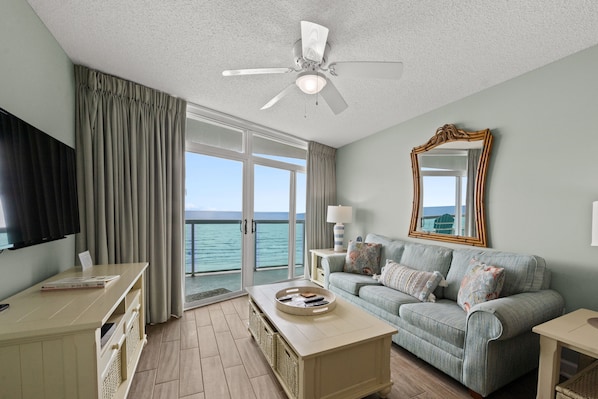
[[467, 289, 565, 341], [462, 289, 565, 395], [321, 253, 346, 273], [321, 254, 346, 288]]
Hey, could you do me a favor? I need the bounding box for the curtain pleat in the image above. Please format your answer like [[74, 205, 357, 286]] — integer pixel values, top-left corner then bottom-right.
[[75, 65, 185, 323], [466, 148, 482, 237], [305, 141, 336, 277]]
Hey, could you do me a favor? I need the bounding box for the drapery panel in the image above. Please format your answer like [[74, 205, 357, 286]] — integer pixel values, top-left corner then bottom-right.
[[75, 65, 185, 323], [305, 141, 336, 277], [466, 148, 482, 237]]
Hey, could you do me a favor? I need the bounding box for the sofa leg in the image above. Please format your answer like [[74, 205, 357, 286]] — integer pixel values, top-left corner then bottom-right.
[[468, 389, 484, 399]]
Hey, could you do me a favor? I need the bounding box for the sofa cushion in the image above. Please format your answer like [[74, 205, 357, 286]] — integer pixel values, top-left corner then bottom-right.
[[457, 260, 505, 312], [399, 300, 467, 349], [365, 233, 406, 271], [358, 285, 419, 315], [445, 249, 547, 301], [328, 272, 381, 295], [379, 260, 444, 302], [400, 242, 453, 299], [344, 241, 382, 275], [400, 242, 453, 275]]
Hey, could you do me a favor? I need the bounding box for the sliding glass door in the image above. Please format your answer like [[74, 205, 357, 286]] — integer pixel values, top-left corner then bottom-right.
[[184, 110, 306, 308], [184, 153, 243, 305], [253, 164, 299, 286]]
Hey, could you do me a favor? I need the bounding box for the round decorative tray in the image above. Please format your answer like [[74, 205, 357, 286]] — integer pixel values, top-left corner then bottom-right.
[[275, 286, 336, 316]]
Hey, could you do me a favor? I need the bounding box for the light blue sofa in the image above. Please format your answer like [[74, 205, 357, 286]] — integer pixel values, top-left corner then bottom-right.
[[321, 233, 565, 397]]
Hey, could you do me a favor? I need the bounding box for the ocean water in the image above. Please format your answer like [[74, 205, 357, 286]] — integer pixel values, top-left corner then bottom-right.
[[185, 211, 304, 274], [421, 205, 464, 216]]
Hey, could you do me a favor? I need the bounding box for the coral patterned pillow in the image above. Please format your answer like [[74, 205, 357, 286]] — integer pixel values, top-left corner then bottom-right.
[[457, 260, 505, 313], [344, 241, 382, 275]]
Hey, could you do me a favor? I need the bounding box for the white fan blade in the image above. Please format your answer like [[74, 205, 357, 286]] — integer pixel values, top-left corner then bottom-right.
[[320, 79, 348, 115], [222, 67, 293, 76], [260, 83, 296, 110], [301, 21, 329, 63], [329, 62, 404, 79]]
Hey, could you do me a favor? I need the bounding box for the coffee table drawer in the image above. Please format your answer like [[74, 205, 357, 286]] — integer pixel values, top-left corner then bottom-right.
[[248, 300, 261, 341], [248, 300, 278, 367], [258, 316, 277, 367], [276, 335, 299, 399]]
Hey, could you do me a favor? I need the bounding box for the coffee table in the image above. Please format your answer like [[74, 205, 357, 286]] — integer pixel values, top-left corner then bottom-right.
[[246, 280, 397, 399]]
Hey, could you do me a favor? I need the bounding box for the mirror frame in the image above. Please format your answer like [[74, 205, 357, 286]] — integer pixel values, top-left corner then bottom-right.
[[408, 124, 493, 247]]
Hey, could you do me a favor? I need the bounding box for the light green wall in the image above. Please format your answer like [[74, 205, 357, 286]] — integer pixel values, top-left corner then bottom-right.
[[337, 44, 598, 313], [0, 0, 76, 299]]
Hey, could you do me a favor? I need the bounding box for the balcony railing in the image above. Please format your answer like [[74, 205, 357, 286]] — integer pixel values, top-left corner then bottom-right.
[[185, 219, 305, 276], [420, 214, 466, 235]]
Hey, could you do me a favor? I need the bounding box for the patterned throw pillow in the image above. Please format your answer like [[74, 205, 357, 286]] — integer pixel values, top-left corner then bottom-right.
[[457, 259, 506, 313], [379, 260, 444, 302], [344, 241, 382, 275]]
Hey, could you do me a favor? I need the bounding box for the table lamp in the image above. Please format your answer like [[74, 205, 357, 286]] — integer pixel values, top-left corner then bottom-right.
[[327, 205, 353, 252]]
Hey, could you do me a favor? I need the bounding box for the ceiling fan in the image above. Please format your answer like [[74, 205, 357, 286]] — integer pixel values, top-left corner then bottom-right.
[[222, 21, 404, 115]]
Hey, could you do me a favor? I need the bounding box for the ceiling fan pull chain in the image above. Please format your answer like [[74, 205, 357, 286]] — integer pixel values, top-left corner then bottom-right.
[[316, 81, 320, 107], [304, 96, 307, 118]]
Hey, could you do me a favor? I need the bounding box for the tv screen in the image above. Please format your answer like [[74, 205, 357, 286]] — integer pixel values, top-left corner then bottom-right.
[[0, 107, 80, 250]]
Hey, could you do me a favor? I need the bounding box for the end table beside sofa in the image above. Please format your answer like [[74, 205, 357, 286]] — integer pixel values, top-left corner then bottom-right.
[[533, 308, 598, 399]]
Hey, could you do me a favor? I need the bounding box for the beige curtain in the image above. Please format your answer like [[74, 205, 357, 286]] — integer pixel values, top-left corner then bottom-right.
[[74, 65, 185, 323], [305, 141, 336, 277], [465, 148, 482, 236]]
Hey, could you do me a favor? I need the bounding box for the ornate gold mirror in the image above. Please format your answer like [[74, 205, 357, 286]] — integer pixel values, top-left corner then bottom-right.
[[409, 124, 493, 247]]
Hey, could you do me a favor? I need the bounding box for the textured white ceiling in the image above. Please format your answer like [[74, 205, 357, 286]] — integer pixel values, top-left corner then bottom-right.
[[26, 0, 598, 148]]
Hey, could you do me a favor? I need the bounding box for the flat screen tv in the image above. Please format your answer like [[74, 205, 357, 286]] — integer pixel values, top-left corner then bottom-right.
[[0, 107, 80, 250]]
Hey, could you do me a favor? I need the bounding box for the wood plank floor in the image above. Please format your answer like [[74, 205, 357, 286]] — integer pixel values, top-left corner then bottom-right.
[[128, 295, 538, 399]]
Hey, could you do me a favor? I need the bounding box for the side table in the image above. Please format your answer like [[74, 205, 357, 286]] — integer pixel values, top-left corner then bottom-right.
[[309, 248, 345, 286], [533, 308, 598, 399]]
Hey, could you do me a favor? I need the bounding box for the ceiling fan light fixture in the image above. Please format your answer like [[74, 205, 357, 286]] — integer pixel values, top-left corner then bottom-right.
[[295, 72, 327, 94]]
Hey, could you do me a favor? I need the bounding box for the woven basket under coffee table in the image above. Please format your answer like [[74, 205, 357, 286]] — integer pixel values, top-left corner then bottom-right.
[[556, 361, 598, 399]]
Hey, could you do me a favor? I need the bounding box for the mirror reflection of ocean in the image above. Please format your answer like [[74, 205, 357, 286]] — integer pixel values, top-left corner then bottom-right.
[[184, 211, 305, 273]]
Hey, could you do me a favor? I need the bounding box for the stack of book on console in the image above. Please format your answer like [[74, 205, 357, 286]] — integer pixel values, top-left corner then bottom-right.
[[41, 275, 120, 291]]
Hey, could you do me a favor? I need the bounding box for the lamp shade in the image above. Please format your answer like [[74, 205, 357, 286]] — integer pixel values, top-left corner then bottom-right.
[[327, 205, 353, 224], [592, 201, 598, 246]]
